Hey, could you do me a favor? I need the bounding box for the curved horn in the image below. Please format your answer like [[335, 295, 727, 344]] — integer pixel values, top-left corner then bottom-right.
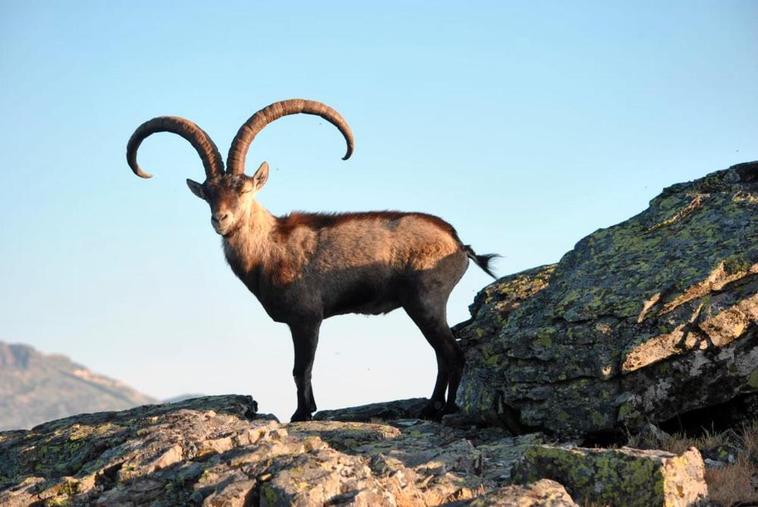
[[227, 99, 354, 175], [126, 116, 224, 179]]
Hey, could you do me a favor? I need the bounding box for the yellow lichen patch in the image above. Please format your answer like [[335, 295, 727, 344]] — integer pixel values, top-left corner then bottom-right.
[[514, 445, 707, 506], [732, 190, 758, 204], [68, 422, 119, 441]]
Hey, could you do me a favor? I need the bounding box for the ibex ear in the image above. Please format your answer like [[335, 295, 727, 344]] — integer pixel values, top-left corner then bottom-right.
[[186, 179, 206, 200], [252, 161, 269, 191]]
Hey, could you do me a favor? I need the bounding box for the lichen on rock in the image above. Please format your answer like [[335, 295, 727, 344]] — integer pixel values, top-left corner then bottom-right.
[[0, 395, 722, 505], [454, 161, 758, 437], [511, 445, 707, 507], [0, 396, 561, 506], [464, 479, 577, 506], [3, 164, 755, 505]]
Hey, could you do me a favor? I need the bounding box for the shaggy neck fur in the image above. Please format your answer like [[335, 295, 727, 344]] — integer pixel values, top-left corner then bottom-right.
[[222, 200, 278, 276]]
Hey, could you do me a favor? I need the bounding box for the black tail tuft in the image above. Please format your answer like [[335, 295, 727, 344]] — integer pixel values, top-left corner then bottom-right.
[[463, 245, 499, 279]]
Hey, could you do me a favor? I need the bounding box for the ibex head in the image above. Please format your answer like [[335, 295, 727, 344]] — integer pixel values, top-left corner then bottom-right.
[[127, 99, 354, 236], [185, 168, 267, 237]]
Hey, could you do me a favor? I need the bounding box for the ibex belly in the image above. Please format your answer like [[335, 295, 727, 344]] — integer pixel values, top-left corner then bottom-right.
[[323, 274, 403, 317]]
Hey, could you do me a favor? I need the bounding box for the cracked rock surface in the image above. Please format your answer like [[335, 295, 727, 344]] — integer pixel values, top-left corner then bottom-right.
[[454, 161, 758, 437], [0, 395, 709, 506], [0, 395, 561, 506]]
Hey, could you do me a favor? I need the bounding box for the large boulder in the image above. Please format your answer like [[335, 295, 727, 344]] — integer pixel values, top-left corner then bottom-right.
[[511, 445, 707, 507], [454, 162, 758, 437]]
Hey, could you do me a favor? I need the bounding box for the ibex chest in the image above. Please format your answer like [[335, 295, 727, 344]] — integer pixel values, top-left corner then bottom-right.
[[224, 257, 312, 324]]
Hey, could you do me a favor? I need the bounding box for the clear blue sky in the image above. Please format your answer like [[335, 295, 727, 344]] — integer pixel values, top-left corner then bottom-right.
[[1, 1, 756, 420]]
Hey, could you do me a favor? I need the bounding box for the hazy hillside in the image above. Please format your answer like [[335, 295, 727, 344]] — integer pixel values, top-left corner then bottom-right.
[[0, 342, 156, 430]]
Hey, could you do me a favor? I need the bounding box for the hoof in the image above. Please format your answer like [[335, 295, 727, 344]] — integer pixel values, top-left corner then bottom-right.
[[441, 402, 460, 416], [290, 411, 313, 422], [419, 400, 445, 421]]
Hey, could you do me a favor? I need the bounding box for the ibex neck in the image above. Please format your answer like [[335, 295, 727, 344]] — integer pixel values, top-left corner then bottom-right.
[[222, 201, 276, 276]]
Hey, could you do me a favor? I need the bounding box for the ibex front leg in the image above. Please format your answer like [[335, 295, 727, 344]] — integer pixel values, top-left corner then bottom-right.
[[289, 320, 321, 422]]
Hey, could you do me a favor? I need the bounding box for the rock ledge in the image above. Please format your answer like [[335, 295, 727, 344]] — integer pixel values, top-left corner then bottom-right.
[[0, 395, 711, 506]]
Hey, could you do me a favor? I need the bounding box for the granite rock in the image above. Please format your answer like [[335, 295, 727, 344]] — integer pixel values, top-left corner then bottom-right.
[[454, 162, 758, 437]]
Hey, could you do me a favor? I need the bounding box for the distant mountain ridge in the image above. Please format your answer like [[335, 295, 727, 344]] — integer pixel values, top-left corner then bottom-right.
[[0, 341, 156, 430]]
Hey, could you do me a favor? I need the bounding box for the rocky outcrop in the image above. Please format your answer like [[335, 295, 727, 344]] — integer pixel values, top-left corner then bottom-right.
[[0, 342, 156, 431], [0, 396, 714, 506], [0, 395, 561, 506], [454, 162, 758, 437]]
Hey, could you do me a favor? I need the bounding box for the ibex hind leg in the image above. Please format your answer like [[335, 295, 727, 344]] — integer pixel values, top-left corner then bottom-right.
[[402, 295, 464, 420]]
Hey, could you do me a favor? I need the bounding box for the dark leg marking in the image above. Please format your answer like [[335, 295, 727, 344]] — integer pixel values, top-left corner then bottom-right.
[[289, 320, 321, 422], [403, 295, 464, 420]]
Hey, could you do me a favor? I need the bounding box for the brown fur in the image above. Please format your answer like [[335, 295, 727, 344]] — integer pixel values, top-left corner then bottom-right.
[[274, 210, 462, 243], [128, 101, 497, 423]]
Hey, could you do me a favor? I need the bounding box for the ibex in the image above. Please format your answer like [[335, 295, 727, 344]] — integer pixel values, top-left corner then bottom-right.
[[127, 99, 496, 421]]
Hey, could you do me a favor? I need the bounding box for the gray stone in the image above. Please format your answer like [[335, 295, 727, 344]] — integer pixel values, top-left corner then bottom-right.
[[454, 162, 758, 437], [314, 397, 429, 422], [512, 445, 707, 507], [0, 396, 548, 506], [462, 479, 577, 506]]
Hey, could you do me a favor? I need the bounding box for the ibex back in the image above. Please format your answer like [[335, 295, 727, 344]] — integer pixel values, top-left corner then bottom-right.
[[127, 99, 496, 421]]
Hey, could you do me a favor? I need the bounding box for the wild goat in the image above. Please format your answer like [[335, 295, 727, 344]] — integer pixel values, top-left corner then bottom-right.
[[127, 99, 496, 421]]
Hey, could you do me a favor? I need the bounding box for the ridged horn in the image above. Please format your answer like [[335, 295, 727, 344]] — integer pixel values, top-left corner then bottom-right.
[[127, 116, 224, 179], [227, 99, 354, 175]]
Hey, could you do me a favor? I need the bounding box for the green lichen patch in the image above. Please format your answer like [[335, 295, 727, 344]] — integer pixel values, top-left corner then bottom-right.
[[456, 163, 758, 437], [1, 395, 568, 506], [512, 445, 706, 506]]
